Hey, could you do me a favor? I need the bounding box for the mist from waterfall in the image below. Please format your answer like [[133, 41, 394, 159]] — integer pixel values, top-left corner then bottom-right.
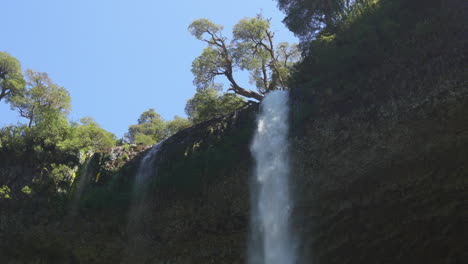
[[249, 90, 296, 264]]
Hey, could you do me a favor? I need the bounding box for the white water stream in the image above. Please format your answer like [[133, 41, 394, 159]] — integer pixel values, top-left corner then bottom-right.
[[249, 91, 296, 264], [127, 141, 164, 232], [123, 141, 164, 263]]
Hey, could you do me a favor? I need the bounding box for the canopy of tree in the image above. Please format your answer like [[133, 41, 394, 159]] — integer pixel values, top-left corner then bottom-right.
[[0, 52, 25, 103], [125, 109, 192, 145], [277, 0, 361, 43], [185, 86, 246, 124], [0, 63, 118, 194], [10, 69, 71, 128], [189, 16, 301, 101]]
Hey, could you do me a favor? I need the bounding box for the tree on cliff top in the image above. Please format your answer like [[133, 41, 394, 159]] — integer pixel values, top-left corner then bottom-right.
[[185, 85, 246, 124], [189, 15, 301, 101], [277, 0, 371, 43], [10, 69, 71, 128], [125, 109, 192, 145], [0, 52, 26, 103]]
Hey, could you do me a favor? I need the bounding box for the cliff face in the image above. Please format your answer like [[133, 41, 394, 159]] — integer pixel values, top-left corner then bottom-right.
[[1, 1, 467, 263], [290, 1, 468, 262], [0, 103, 258, 264], [291, 80, 468, 263]]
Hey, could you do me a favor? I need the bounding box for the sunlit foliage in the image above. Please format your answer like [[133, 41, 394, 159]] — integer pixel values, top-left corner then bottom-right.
[[185, 85, 246, 124], [189, 16, 301, 101]]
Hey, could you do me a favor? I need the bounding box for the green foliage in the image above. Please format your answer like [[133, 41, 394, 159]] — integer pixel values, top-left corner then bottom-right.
[[0, 52, 25, 103], [277, 0, 357, 43], [166, 116, 192, 136], [0, 125, 28, 154], [21, 186, 32, 195], [10, 69, 71, 128], [50, 164, 75, 192], [1, 66, 117, 195], [125, 108, 167, 145], [0, 185, 12, 199], [125, 109, 193, 145], [185, 86, 246, 124], [189, 16, 301, 100], [188, 18, 224, 40], [58, 117, 116, 153]]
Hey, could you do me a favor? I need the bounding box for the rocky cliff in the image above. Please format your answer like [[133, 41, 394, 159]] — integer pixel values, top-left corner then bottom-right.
[[290, 1, 468, 263], [1, 0, 467, 263]]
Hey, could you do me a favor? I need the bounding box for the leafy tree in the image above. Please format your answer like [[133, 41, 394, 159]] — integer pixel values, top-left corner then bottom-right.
[[165, 116, 192, 136], [277, 0, 366, 42], [189, 16, 300, 101], [125, 109, 193, 145], [185, 86, 246, 124], [10, 69, 71, 128], [58, 117, 116, 153], [125, 108, 166, 145], [0, 52, 25, 103]]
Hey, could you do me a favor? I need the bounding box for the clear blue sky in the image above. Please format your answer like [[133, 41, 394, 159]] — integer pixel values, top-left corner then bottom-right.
[[0, 0, 297, 138]]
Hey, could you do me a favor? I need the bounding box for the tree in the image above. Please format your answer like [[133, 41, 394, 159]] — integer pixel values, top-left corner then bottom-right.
[[125, 108, 167, 145], [185, 86, 246, 124], [125, 109, 193, 145], [10, 69, 71, 128], [276, 0, 361, 42], [0, 52, 25, 103], [58, 117, 116, 153], [189, 16, 300, 101], [165, 116, 192, 136]]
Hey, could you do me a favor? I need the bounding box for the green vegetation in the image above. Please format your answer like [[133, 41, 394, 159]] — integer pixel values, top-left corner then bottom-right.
[[10, 69, 71, 128], [125, 108, 192, 145], [0, 52, 25, 103], [21, 185, 32, 195], [277, 0, 357, 43], [185, 85, 246, 124], [0, 57, 117, 198], [59, 117, 116, 153], [189, 15, 301, 100], [275, 0, 466, 122], [0, 185, 12, 199], [166, 115, 193, 136]]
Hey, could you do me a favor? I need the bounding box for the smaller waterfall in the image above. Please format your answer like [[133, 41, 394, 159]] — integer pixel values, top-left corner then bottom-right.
[[249, 91, 296, 264], [123, 141, 164, 263], [69, 156, 94, 216], [127, 141, 164, 232]]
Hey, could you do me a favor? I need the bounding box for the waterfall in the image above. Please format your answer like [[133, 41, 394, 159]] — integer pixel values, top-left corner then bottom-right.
[[123, 141, 164, 263], [69, 156, 94, 216], [127, 141, 164, 232], [249, 91, 296, 264]]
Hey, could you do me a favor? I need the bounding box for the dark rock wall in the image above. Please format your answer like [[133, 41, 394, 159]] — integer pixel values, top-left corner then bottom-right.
[[290, 1, 468, 262]]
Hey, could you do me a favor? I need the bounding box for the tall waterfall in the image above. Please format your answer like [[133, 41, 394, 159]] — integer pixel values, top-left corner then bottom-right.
[[123, 141, 164, 263], [249, 91, 296, 264]]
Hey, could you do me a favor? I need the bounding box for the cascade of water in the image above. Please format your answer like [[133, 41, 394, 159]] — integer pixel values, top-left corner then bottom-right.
[[249, 91, 296, 264], [123, 141, 164, 263], [69, 156, 94, 216], [128, 141, 164, 231]]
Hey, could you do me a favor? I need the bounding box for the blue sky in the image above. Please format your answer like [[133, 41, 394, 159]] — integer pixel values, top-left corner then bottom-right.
[[0, 0, 297, 138]]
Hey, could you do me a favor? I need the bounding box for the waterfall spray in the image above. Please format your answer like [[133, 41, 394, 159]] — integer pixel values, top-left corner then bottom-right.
[[249, 90, 296, 264]]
